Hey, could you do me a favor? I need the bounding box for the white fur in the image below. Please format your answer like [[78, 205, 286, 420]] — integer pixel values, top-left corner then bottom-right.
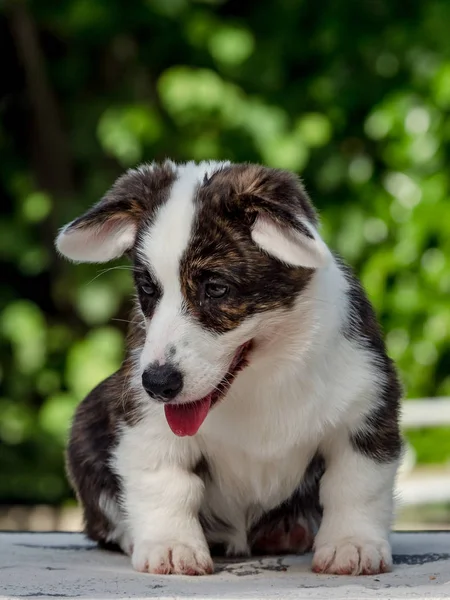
[[251, 213, 330, 268], [115, 447, 212, 574], [66, 160, 398, 576]]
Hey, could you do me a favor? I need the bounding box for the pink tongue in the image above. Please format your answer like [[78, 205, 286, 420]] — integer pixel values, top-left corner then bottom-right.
[[164, 396, 212, 437]]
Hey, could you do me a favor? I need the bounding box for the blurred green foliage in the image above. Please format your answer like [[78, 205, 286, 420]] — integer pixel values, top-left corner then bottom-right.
[[1, 0, 450, 504]]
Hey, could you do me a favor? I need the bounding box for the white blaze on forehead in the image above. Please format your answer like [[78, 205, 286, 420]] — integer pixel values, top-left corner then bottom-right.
[[137, 161, 230, 366], [138, 161, 230, 285], [140, 168, 195, 283]]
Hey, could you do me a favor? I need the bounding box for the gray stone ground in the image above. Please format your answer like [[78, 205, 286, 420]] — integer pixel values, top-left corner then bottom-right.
[[1, 531, 449, 599]]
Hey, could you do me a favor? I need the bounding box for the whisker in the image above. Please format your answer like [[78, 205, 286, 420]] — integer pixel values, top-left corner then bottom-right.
[[84, 265, 134, 287], [111, 318, 139, 325]]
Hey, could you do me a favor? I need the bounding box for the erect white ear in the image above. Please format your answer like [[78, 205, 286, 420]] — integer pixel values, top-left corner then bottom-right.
[[251, 214, 330, 268], [56, 202, 138, 263]]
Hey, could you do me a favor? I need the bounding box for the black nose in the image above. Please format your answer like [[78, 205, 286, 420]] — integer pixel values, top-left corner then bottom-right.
[[141, 363, 183, 401]]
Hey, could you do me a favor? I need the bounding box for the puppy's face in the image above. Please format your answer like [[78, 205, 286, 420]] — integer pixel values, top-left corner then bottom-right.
[[57, 161, 330, 435]]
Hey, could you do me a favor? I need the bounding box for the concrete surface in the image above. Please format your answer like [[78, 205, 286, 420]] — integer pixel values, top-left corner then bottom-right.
[[1, 532, 449, 599]]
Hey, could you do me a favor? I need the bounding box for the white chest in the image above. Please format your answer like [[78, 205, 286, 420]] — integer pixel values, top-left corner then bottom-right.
[[203, 439, 316, 512]]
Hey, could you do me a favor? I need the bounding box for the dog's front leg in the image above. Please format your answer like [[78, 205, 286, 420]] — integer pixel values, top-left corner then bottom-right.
[[123, 465, 213, 575], [312, 431, 399, 575]]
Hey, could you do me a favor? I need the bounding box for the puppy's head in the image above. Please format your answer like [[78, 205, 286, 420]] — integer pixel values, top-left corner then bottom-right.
[[57, 160, 330, 436]]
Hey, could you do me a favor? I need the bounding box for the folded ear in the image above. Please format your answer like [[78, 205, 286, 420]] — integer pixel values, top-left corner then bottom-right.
[[56, 199, 139, 263], [225, 164, 330, 269], [56, 163, 175, 263], [251, 212, 329, 269]]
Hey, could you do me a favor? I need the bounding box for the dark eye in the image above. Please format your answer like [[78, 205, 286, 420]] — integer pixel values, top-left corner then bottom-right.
[[205, 282, 229, 299], [141, 282, 156, 296]]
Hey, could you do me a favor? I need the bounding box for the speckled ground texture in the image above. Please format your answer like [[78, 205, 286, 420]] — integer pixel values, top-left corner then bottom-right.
[[1, 532, 449, 599]]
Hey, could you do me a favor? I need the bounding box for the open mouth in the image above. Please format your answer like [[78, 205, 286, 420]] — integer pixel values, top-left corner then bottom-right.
[[164, 340, 252, 437]]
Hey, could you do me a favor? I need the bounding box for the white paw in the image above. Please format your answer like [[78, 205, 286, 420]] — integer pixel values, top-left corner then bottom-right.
[[312, 538, 392, 575], [118, 532, 133, 556], [132, 540, 214, 575]]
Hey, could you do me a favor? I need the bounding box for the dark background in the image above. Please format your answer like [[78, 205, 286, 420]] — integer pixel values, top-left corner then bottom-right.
[[1, 0, 449, 508]]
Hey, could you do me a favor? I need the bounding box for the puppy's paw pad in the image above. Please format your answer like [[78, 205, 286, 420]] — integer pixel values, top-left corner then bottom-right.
[[312, 539, 392, 575], [132, 542, 213, 576]]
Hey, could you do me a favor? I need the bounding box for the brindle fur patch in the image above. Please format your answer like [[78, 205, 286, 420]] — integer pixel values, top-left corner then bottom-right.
[[180, 164, 317, 333]]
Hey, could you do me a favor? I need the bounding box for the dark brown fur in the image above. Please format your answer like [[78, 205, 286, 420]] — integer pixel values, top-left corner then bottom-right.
[[66, 373, 123, 543], [337, 257, 403, 463], [180, 165, 316, 333]]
